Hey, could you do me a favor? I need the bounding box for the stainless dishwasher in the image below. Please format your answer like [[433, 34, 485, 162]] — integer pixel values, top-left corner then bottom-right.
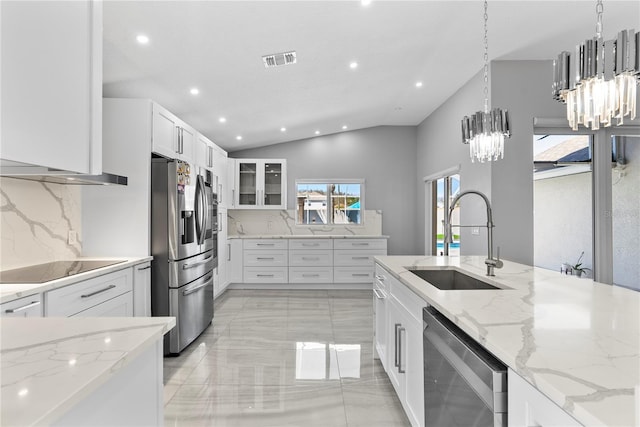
[[423, 307, 507, 427]]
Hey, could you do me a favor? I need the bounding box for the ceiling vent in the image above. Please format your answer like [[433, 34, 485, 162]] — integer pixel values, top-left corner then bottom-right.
[[262, 51, 297, 68]]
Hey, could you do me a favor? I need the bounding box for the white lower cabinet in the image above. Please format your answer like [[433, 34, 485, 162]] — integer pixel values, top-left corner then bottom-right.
[[509, 368, 582, 427], [133, 262, 151, 316], [378, 262, 425, 427], [45, 268, 133, 317], [228, 239, 243, 285], [1, 294, 43, 318], [373, 265, 389, 369]]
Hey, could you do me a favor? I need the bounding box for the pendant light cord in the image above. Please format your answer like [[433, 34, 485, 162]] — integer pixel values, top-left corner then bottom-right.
[[483, 0, 489, 113]]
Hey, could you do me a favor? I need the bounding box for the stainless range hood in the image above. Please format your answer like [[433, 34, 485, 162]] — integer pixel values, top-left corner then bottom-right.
[[0, 164, 128, 186]]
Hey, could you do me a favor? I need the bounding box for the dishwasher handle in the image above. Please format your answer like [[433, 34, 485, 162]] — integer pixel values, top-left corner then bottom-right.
[[423, 307, 507, 413]]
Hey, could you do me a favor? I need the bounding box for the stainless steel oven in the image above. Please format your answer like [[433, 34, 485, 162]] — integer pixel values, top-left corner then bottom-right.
[[423, 307, 507, 427]]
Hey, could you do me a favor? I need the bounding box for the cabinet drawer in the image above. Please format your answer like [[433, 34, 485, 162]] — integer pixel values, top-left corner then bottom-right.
[[334, 267, 375, 283], [334, 250, 387, 266], [243, 250, 288, 267], [243, 239, 288, 250], [374, 264, 391, 292], [289, 250, 333, 266], [289, 239, 333, 250], [243, 267, 288, 283], [1, 294, 43, 318], [45, 268, 133, 317], [333, 239, 387, 250], [390, 275, 426, 323], [71, 292, 133, 317], [289, 267, 333, 283]]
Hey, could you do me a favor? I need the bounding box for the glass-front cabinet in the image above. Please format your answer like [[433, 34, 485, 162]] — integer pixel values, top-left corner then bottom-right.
[[234, 159, 287, 209]]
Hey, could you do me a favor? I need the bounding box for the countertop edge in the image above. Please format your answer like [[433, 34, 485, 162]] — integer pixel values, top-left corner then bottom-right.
[[228, 235, 389, 239], [0, 256, 153, 304]]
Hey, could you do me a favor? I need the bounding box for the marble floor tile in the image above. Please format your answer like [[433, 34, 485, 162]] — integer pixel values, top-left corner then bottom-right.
[[163, 289, 408, 427]]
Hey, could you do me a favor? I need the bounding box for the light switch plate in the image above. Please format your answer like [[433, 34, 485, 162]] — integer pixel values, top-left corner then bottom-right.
[[472, 227, 480, 236]]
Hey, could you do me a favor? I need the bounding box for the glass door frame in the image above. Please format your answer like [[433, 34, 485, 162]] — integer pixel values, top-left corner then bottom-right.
[[423, 165, 461, 256], [534, 118, 640, 284]]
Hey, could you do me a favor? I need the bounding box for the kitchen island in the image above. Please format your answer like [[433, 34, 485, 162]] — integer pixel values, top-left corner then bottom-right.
[[0, 316, 175, 426], [375, 255, 639, 427]]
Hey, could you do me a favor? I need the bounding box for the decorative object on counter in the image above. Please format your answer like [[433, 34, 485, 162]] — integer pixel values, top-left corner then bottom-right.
[[552, 0, 639, 131], [563, 251, 592, 278], [460, 0, 511, 163]]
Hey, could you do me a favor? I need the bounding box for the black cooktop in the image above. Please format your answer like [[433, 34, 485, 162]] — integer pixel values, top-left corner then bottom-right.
[[0, 260, 127, 284]]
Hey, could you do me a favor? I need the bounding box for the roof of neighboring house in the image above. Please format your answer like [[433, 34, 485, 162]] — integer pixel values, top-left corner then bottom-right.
[[534, 136, 590, 163]]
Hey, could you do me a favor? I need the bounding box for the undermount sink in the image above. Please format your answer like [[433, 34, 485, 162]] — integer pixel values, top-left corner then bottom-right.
[[407, 269, 505, 290]]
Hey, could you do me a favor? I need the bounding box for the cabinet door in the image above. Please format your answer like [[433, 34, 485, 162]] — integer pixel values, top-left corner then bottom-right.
[[401, 308, 425, 427], [1, 294, 43, 318], [133, 262, 151, 316], [263, 161, 286, 208], [373, 275, 388, 369], [212, 148, 230, 208], [152, 103, 179, 158], [386, 298, 405, 400], [228, 239, 243, 283], [236, 160, 258, 207], [1, 0, 102, 174], [216, 208, 229, 297], [179, 124, 196, 163], [195, 134, 210, 169]]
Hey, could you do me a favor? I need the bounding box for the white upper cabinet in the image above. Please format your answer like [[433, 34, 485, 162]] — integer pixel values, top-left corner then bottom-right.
[[234, 159, 287, 209], [212, 147, 231, 208], [195, 133, 214, 170], [151, 103, 194, 163], [1, 0, 102, 174]]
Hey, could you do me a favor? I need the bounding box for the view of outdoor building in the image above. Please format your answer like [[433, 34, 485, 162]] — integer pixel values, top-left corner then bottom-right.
[[296, 182, 362, 225]]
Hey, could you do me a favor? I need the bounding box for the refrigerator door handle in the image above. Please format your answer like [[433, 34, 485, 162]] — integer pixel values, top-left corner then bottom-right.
[[200, 175, 208, 243], [194, 175, 204, 245]]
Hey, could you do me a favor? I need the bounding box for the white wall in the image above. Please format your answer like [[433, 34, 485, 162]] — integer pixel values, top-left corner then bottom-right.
[[230, 126, 418, 255]]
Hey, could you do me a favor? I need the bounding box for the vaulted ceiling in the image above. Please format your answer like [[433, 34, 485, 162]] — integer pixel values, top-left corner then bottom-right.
[[103, 1, 639, 152]]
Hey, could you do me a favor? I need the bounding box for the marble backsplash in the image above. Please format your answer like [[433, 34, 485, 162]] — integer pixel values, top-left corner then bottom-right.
[[228, 209, 383, 236], [0, 178, 82, 271]]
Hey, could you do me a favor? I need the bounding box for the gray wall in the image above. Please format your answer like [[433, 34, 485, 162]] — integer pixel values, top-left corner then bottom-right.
[[417, 60, 566, 263], [230, 126, 418, 255]]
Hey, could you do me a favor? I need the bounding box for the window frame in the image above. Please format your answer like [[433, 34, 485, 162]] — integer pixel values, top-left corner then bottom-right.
[[295, 179, 365, 226], [533, 118, 640, 285]]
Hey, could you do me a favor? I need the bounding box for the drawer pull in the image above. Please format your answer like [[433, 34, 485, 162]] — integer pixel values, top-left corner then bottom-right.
[[256, 243, 275, 246], [302, 243, 320, 247], [352, 243, 370, 246], [375, 274, 386, 281], [257, 257, 275, 260], [373, 289, 386, 299], [352, 273, 370, 277], [302, 274, 320, 277], [257, 274, 275, 277], [183, 256, 213, 270], [302, 257, 320, 261], [137, 265, 151, 271], [352, 256, 370, 260], [5, 300, 41, 313], [81, 285, 116, 298]]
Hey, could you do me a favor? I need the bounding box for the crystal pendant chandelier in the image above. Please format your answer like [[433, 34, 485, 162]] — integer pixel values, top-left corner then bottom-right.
[[461, 0, 511, 163], [552, 0, 639, 131]]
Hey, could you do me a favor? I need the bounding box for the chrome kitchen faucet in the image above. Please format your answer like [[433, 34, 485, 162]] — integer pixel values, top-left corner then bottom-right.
[[444, 190, 503, 276]]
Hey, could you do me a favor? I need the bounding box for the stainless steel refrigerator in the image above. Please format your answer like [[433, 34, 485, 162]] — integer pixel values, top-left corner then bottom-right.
[[151, 157, 218, 355]]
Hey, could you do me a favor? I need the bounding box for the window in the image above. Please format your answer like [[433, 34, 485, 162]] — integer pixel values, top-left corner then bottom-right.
[[432, 174, 460, 256], [296, 180, 363, 225]]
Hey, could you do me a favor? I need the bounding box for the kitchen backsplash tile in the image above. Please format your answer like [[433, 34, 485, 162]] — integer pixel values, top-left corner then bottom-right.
[[228, 209, 383, 236], [0, 178, 81, 270]]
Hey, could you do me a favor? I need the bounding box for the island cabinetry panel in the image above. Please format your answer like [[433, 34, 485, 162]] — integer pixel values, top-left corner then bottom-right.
[[45, 268, 133, 317], [1, 294, 43, 318], [373, 264, 389, 368], [508, 368, 582, 427]]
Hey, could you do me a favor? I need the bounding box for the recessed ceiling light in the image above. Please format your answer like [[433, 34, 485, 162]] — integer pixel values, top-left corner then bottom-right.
[[236, 136, 242, 141], [415, 81, 423, 88], [219, 117, 227, 123], [190, 88, 199, 95], [136, 34, 149, 45], [361, 0, 372, 6], [280, 127, 286, 132], [315, 130, 320, 135], [342, 125, 348, 130], [349, 61, 358, 70]]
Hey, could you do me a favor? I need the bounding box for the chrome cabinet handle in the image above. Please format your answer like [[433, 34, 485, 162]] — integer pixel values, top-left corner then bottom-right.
[[302, 243, 320, 247], [257, 274, 274, 277], [373, 289, 386, 299], [301, 257, 320, 261], [375, 274, 386, 281], [352, 242, 370, 246], [352, 273, 369, 277], [256, 257, 275, 260], [394, 323, 401, 368], [256, 243, 275, 246], [183, 256, 213, 269], [302, 274, 320, 277], [81, 285, 116, 298], [218, 212, 222, 232], [5, 300, 41, 313], [398, 326, 406, 373], [137, 265, 151, 271], [227, 244, 231, 262], [352, 256, 370, 260], [218, 183, 223, 204]]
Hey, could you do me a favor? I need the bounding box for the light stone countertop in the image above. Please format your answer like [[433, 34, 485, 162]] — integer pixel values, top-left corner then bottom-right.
[[228, 235, 389, 239], [0, 316, 175, 426], [0, 257, 152, 304], [374, 255, 639, 427]]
